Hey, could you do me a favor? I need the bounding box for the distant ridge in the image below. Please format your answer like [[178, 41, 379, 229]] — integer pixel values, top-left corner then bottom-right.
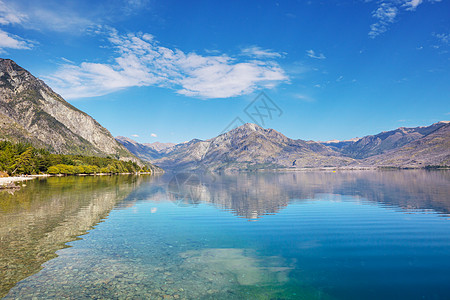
[[323, 121, 449, 159], [118, 121, 450, 171]]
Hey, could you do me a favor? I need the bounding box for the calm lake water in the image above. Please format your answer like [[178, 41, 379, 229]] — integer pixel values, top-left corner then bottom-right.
[[1, 171, 450, 299]]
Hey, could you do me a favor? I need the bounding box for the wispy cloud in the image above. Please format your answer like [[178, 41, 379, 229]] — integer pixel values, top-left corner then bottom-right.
[[60, 57, 75, 64], [433, 32, 450, 45], [0, 0, 34, 52], [150, 133, 157, 137], [368, 0, 443, 38], [403, 0, 423, 11], [306, 49, 326, 60], [0, 0, 93, 33], [369, 3, 398, 38], [46, 28, 288, 99], [0, 0, 27, 25], [293, 94, 315, 102], [0, 29, 33, 52], [241, 46, 283, 58], [131, 134, 139, 137]]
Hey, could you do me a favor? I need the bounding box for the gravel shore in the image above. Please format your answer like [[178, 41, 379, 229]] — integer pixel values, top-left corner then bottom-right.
[[0, 176, 35, 188]]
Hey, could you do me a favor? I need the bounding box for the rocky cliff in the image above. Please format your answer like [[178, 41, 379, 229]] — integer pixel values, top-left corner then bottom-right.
[[0, 58, 137, 162]]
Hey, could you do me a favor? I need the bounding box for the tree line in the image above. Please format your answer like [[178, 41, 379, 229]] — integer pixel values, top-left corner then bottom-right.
[[0, 141, 152, 175]]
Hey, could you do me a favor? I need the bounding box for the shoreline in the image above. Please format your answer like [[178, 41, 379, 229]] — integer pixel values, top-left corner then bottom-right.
[[0, 172, 156, 189], [0, 176, 35, 189]]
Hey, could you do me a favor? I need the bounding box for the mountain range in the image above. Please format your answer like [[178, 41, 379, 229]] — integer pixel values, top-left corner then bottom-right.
[[0, 58, 159, 170], [1, 58, 448, 173], [117, 121, 450, 171]]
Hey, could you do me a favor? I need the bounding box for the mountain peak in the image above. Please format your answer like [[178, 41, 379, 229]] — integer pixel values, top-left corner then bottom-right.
[[241, 123, 262, 130], [0, 58, 30, 76], [229, 123, 264, 133], [116, 136, 138, 144], [0, 58, 17, 67]]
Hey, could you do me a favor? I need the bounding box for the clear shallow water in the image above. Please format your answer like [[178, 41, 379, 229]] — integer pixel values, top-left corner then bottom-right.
[[1, 171, 450, 299]]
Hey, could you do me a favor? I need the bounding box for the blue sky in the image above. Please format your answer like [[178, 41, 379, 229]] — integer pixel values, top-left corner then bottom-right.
[[0, 0, 449, 143]]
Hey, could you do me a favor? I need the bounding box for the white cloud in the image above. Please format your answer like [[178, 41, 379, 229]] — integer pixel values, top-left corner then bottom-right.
[[0, 29, 33, 52], [369, 3, 398, 38], [293, 94, 315, 102], [306, 49, 326, 60], [46, 28, 288, 99], [131, 134, 139, 137], [404, 0, 423, 10], [60, 57, 75, 64], [151, 133, 157, 137], [241, 46, 283, 58], [434, 32, 450, 45], [0, 0, 93, 33], [0, 0, 27, 25], [368, 0, 444, 38], [28, 8, 92, 33]]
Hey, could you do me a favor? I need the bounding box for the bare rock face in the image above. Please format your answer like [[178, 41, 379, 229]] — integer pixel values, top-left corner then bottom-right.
[[0, 58, 136, 161]]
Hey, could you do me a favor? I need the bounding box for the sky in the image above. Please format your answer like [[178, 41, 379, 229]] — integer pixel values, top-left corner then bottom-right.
[[0, 0, 449, 143]]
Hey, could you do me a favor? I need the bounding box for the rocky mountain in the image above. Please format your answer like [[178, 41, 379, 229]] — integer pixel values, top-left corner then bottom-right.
[[358, 122, 450, 168], [118, 122, 450, 171], [115, 136, 163, 161], [144, 141, 176, 152], [120, 123, 356, 171], [323, 121, 449, 159], [0, 58, 144, 164]]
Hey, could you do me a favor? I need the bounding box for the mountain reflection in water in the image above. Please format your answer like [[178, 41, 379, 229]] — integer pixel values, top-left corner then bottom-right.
[[1, 170, 449, 299], [142, 170, 450, 220], [0, 175, 149, 298]]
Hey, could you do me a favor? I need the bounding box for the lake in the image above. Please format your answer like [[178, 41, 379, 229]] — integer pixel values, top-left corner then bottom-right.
[[1, 171, 450, 299]]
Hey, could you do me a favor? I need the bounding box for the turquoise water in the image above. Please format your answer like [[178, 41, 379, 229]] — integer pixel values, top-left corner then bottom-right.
[[1, 171, 450, 299]]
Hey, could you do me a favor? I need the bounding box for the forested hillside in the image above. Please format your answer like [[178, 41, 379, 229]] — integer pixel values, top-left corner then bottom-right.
[[0, 141, 152, 175]]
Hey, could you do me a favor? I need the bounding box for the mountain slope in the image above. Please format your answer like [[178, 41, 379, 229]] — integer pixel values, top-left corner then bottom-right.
[[0, 58, 136, 161], [115, 136, 163, 161], [359, 122, 450, 168], [118, 122, 450, 171], [143, 141, 176, 152], [122, 123, 356, 171], [324, 122, 449, 159]]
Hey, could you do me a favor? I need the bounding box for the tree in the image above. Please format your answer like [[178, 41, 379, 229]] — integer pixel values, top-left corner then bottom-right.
[[11, 147, 33, 174]]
